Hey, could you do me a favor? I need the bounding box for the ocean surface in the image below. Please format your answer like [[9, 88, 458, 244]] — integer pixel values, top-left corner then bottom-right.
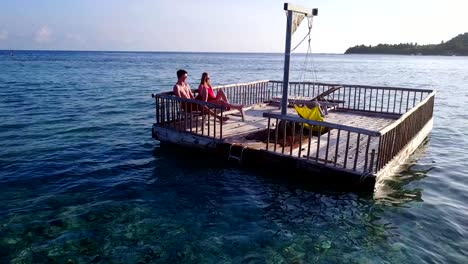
[[0, 51, 467, 263]]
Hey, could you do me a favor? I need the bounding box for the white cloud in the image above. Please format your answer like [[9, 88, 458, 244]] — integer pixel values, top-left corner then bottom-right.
[[66, 33, 85, 44], [0, 30, 8, 40], [35, 26, 52, 43]]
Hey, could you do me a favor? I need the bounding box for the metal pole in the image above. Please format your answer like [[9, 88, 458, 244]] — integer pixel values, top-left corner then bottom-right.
[[281, 10, 293, 115]]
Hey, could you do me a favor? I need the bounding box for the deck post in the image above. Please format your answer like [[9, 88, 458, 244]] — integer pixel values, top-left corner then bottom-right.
[[281, 8, 293, 115]]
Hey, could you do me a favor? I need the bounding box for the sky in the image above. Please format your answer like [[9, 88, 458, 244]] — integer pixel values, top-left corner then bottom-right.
[[0, 0, 467, 53]]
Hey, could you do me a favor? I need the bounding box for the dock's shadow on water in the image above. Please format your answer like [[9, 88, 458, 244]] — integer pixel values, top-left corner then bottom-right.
[[153, 143, 363, 194], [374, 138, 433, 206], [154, 138, 432, 204]]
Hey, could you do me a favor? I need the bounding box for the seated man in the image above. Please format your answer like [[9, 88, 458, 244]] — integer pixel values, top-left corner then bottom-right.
[[173, 69, 228, 121]]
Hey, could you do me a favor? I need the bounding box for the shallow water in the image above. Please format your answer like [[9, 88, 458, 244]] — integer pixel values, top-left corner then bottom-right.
[[0, 51, 467, 263]]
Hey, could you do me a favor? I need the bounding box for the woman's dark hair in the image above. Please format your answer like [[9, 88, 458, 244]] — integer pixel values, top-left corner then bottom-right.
[[199, 72, 208, 85], [177, 69, 187, 79]]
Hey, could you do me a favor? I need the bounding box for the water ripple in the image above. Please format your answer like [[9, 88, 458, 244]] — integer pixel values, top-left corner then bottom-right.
[[0, 51, 467, 263]]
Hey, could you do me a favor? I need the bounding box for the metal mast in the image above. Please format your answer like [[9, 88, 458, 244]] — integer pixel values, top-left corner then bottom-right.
[[281, 3, 318, 115]]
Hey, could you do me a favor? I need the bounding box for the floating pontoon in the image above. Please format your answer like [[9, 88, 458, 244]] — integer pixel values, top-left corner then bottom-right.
[[151, 3, 435, 190]]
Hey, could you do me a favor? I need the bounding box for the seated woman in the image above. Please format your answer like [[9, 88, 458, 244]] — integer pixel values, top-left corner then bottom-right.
[[197, 72, 245, 121]]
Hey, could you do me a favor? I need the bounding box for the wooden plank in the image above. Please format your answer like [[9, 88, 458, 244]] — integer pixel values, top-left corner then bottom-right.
[[152, 124, 221, 149], [159, 102, 397, 145], [191, 103, 396, 145]]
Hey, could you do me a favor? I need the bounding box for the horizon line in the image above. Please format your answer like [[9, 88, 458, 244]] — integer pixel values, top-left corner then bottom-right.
[[0, 49, 344, 55]]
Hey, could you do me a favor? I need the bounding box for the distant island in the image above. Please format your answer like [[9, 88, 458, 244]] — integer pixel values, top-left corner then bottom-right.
[[345, 33, 468, 56]]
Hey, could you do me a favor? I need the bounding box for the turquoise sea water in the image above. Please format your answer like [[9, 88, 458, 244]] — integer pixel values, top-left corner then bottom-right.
[[0, 51, 467, 263]]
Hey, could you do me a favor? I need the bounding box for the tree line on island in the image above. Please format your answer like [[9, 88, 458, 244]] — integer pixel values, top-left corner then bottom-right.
[[345, 33, 468, 56]]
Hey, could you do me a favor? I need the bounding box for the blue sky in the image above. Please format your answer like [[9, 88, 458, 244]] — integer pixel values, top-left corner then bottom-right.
[[0, 0, 466, 53]]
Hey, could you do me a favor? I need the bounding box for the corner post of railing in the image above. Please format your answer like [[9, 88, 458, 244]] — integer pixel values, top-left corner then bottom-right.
[[220, 107, 223, 140], [363, 135, 371, 173], [266, 117, 271, 151], [160, 97, 165, 125], [153, 94, 160, 124], [376, 136, 382, 170], [268, 81, 272, 101], [369, 149, 376, 173]]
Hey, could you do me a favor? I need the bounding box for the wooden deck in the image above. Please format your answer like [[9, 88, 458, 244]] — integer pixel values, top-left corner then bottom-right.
[[222, 104, 398, 138], [178, 103, 399, 174]]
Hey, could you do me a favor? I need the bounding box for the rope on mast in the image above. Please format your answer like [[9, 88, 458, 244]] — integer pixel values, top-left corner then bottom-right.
[[296, 16, 318, 84]]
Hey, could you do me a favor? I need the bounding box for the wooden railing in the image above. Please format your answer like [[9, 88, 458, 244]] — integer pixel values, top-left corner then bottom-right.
[[153, 80, 271, 140], [214, 80, 271, 106], [263, 112, 380, 175], [263, 83, 435, 175], [153, 92, 226, 139], [268, 81, 433, 114], [375, 92, 435, 171], [268, 81, 342, 101], [335, 84, 433, 114]]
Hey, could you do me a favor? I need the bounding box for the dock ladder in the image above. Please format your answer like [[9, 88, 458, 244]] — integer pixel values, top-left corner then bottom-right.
[[228, 144, 247, 164]]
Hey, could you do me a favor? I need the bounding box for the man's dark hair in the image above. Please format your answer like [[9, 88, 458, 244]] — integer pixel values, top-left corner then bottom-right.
[[177, 69, 187, 79]]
